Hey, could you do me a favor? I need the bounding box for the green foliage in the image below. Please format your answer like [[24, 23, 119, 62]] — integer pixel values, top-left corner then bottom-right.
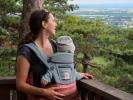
[[0, 60, 15, 76], [0, 48, 17, 59], [0, 0, 22, 15], [0, 27, 7, 34], [0, 27, 10, 46], [0, 48, 16, 76], [0, 27, 19, 46], [0, 0, 20, 47], [1, 16, 20, 28], [88, 56, 133, 94], [56, 15, 133, 94], [44, 0, 79, 19], [90, 56, 110, 67], [127, 33, 133, 40]]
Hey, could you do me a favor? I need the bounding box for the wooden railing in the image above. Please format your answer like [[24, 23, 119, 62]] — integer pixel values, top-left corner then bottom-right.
[[0, 77, 16, 100], [0, 77, 133, 100], [77, 79, 133, 100]]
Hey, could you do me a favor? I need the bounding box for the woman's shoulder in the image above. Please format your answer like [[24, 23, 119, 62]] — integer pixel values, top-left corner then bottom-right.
[[17, 44, 31, 54], [17, 43, 33, 62]]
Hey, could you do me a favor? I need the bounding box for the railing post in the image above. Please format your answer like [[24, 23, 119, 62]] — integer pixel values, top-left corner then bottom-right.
[[0, 77, 16, 100], [17, 91, 27, 100], [81, 89, 88, 100], [87, 90, 94, 100], [0, 88, 10, 100]]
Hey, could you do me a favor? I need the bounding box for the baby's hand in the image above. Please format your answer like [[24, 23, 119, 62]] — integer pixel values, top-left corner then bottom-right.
[[41, 80, 48, 88], [81, 73, 94, 79]]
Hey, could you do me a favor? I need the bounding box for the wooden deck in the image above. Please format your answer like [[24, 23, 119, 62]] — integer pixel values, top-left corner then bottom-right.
[[0, 77, 133, 100]]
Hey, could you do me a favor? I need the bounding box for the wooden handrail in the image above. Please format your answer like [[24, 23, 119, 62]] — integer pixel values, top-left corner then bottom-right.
[[0, 77, 133, 100], [0, 76, 15, 85], [0, 77, 16, 100], [77, 79, 133, 100]]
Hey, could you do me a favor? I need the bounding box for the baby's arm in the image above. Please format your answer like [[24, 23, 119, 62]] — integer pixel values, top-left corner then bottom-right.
[[75, 70, 93, 81], [41, 70, 53, 87], [75, 70, 83, 80]]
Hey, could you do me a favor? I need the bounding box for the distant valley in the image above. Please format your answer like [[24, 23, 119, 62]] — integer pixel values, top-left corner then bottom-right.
[[70, 8, 133, 28]]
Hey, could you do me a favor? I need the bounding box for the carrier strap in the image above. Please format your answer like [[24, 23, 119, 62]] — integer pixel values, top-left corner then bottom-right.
[[24, 43, 50, 68]]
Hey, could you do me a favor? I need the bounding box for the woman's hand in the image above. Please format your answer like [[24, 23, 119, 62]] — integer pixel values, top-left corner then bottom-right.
[[81, 73, 94, 79], [42, 87, 65, 100]]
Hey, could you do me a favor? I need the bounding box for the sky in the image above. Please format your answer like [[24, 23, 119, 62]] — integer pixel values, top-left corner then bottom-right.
[[69, 0, 133, 8], [69, 0, 133, 5]]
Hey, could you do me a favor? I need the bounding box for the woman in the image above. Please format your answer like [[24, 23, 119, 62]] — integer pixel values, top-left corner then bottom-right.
[[16, 9, 65, 100], [16, 9, 93, 100]]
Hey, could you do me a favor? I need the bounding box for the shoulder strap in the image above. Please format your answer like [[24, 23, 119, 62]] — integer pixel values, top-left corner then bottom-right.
[[50, 39, 57, 53], [24, 43, 50, 68]]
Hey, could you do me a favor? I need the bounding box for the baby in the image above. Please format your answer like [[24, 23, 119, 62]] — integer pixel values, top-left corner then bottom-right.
[[41, 36, 92, 100]]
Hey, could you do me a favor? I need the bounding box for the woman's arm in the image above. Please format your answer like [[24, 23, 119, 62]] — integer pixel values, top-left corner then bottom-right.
[[16, 55, 64, 100]]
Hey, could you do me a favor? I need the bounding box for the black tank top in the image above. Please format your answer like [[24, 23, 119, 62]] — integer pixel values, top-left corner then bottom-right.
[[17, 40, 57, 87]]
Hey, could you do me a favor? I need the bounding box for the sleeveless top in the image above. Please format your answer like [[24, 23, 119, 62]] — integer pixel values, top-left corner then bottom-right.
[[17, 40, 57, 87]]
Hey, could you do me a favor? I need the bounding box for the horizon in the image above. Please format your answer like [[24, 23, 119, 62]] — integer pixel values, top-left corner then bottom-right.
[[69, 0, 133, 8]]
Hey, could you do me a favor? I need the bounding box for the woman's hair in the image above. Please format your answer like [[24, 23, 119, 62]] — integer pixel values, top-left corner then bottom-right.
[[19, 9, 50, 46]]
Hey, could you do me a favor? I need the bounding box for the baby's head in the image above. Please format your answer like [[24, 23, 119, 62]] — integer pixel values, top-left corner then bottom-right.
[[57, 36, 75, 53]]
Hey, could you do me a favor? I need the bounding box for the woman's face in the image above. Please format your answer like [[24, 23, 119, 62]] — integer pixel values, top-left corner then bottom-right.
[[43, 13, 57, 36]]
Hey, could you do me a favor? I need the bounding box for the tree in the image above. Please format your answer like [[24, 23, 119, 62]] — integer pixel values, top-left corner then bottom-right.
[[21, 0, 44, 38], [0, 0, 21, 15], [44, 0, 78, 19], [0, 0, 21, 47], [21, 0, 77, 38], [0, 0, 78, 39]]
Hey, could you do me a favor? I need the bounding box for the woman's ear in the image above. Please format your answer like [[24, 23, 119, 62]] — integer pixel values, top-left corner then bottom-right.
[[42, 21, 47, 29]]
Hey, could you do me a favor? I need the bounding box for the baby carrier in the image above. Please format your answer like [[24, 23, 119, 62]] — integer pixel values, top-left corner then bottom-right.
[[24, 43, 77, 85]]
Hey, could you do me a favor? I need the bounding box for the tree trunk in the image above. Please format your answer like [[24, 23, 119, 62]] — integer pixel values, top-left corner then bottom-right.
[[21, 0, 44, 39], [82, 52, 91, 73]]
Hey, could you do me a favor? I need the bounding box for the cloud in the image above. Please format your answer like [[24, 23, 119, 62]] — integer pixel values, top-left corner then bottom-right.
[[69, 0, 133, 5]]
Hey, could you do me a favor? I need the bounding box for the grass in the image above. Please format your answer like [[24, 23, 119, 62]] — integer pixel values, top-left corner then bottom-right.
[[90, 56, 112, 67]]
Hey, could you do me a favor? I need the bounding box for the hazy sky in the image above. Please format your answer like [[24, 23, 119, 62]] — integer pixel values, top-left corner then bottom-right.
[[69, 0, 133, 5]]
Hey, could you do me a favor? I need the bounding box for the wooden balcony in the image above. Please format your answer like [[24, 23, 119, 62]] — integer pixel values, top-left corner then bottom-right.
[[0, 77, 133, 100]]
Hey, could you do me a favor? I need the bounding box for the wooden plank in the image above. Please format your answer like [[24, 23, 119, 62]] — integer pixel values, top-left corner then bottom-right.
[[0, 77, 16, 85], [80, 89, 88, 100], [88, 90, 94, 100], [0, 77, 16, 99], [17, 91, 27, 100], [94, 94, 102, 100]]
